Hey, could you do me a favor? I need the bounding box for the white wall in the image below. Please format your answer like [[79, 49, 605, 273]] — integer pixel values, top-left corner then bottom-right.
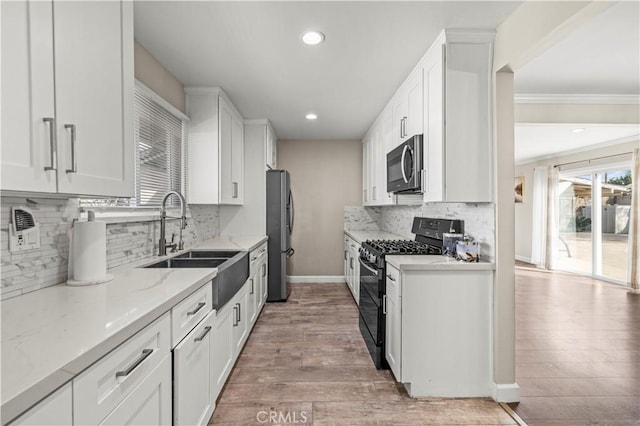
[[515, 139, 639, 262]]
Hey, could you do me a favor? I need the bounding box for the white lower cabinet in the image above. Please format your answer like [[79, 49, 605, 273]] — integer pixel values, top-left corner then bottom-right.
[[384, 265, 493, 397], [10, 256, 269, 426], [210, 301, 234, 399], [99, 355, 172, 426], [384, 264, 402, 380], [232, 285, 250, 355], [73, 313, 171, 425], [345, 235, 360, 303], [9, 383, 72, 426], [173, 310, 215, 426]]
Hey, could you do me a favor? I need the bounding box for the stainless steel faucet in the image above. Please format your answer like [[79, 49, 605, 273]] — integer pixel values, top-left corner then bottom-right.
[[158, 190, 187, 256]]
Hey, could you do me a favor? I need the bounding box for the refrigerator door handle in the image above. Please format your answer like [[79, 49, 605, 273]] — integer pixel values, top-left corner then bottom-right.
[[288, 191, 295, 234]]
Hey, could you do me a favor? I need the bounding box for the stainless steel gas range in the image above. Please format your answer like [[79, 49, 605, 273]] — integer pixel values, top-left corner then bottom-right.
[[357, 217, 464, 369]]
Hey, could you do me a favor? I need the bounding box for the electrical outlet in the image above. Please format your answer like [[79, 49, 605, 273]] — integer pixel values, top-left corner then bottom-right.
[[8, 206, 41, 253]]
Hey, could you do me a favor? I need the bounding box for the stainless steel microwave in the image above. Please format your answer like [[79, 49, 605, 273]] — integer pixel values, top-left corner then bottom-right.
[[386, 134, 423, 193]]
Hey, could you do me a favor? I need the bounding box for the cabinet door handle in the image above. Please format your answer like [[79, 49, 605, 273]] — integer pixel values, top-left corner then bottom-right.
[[232, 182, 238, 198], [116, 349, 153, 378], [386, 274, 396, 282], [233, 306, 238, 326], [262, 264, 266, 277], [350, 258, 354, 270], [194, 326, 212, 342], [42, 117, 57, 171], [344, 250, 347, 261], [372, 186, 377, 201], [251, 256, 258, 262], [382, 295, 387, 315], [64, 124, 77, 173], [250, 278, 254, 295], [187, 302, 206, 316]]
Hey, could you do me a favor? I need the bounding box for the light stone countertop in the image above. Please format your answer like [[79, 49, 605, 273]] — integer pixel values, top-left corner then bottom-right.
[[386, 255, 495, 271], [0, 234, 267, 424], [344, 229, 406, 244]]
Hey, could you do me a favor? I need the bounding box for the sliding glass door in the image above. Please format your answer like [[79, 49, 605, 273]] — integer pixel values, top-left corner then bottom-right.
[[600, 168, 632, 282], [554, 162, 632, 284], [556, 172, 593, 275]]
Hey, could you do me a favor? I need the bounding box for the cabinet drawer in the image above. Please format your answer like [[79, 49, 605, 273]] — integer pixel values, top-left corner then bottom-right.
[[73, 312, 171, 425], [249, 242, 267, 276], [171, 284, 212, 347]]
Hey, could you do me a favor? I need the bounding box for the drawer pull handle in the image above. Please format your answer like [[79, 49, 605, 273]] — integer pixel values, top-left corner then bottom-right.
[[386, 274, 396, 282], [187, 302, 206, 316], [251, 256, 258, 262], [116, 349, 153, 378], [194, 326, 212, 342]]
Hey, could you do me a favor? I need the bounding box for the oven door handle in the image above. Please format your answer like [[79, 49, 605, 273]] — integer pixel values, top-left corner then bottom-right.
[[358, 257, 379, 276]]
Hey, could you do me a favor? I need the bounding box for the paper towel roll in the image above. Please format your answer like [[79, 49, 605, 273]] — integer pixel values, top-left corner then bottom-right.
[[67, 219, 113, 286]]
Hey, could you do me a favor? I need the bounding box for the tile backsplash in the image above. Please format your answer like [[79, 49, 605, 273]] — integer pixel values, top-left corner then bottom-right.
[[343, 206, 381, 231], [344, 202, 495, 261], [1, 197, 219, 300]]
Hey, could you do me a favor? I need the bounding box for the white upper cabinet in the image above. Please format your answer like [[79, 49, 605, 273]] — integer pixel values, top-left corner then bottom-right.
[[391, 68, 423, 148], [266, 124, 277, 170], [363, 29, 494, 205], [1, 0, 134, 197], [186, 88, 245, 205], [361, 106, 394, 207], [423, 31, 494, 203]]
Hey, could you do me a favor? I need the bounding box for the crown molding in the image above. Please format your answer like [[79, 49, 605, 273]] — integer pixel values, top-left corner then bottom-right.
[[516, 134, 639, 166], [515, 94, 640, 105]]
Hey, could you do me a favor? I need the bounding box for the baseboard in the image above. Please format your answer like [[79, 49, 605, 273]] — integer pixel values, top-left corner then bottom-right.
[[287, 276, 346, 284], [515, 255, 532, 264], [491, 383, 520, 402]]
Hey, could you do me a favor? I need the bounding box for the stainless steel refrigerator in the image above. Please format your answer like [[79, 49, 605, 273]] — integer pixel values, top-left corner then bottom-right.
[[266, 170, 294, 302]]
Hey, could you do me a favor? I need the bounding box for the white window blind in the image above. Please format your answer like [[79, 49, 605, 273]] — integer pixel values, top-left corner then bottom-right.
[[80, 86, 186, 208], [134, 89, 184, 207]]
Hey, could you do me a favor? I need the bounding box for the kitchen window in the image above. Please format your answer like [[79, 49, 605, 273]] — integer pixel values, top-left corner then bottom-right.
[[81, 82, 188, 209]]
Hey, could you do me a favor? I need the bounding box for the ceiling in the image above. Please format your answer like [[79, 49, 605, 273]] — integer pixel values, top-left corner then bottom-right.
[[515, 124, 639, 164], [514, 1, 640, 164], [133, 1, 522, 140], [134, 1, 639, 161]]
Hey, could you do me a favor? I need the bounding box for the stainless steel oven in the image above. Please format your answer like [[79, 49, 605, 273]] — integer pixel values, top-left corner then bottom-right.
[[386, 134, 423, 193], [358, 256, 387, 369]]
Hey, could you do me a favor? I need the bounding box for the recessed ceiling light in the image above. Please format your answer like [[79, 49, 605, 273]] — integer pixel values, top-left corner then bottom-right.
[[306, 113, 318, 120], [301, 31, 325, 46], [571, 128, 585, 133]]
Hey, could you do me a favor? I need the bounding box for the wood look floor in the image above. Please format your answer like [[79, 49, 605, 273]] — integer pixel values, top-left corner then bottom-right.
[[511, 265, 640, 426], [209, 283, 517, 425]]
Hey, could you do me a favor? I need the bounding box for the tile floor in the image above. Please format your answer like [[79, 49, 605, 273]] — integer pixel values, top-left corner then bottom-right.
[[209, 283, 517, 425], [511, 265, 640, 425]]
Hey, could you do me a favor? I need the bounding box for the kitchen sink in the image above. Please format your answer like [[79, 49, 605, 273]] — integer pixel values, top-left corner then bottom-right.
[[175, 250, 240, 259], [142, 250, 249, 310], [144, 258, 227, 268]]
